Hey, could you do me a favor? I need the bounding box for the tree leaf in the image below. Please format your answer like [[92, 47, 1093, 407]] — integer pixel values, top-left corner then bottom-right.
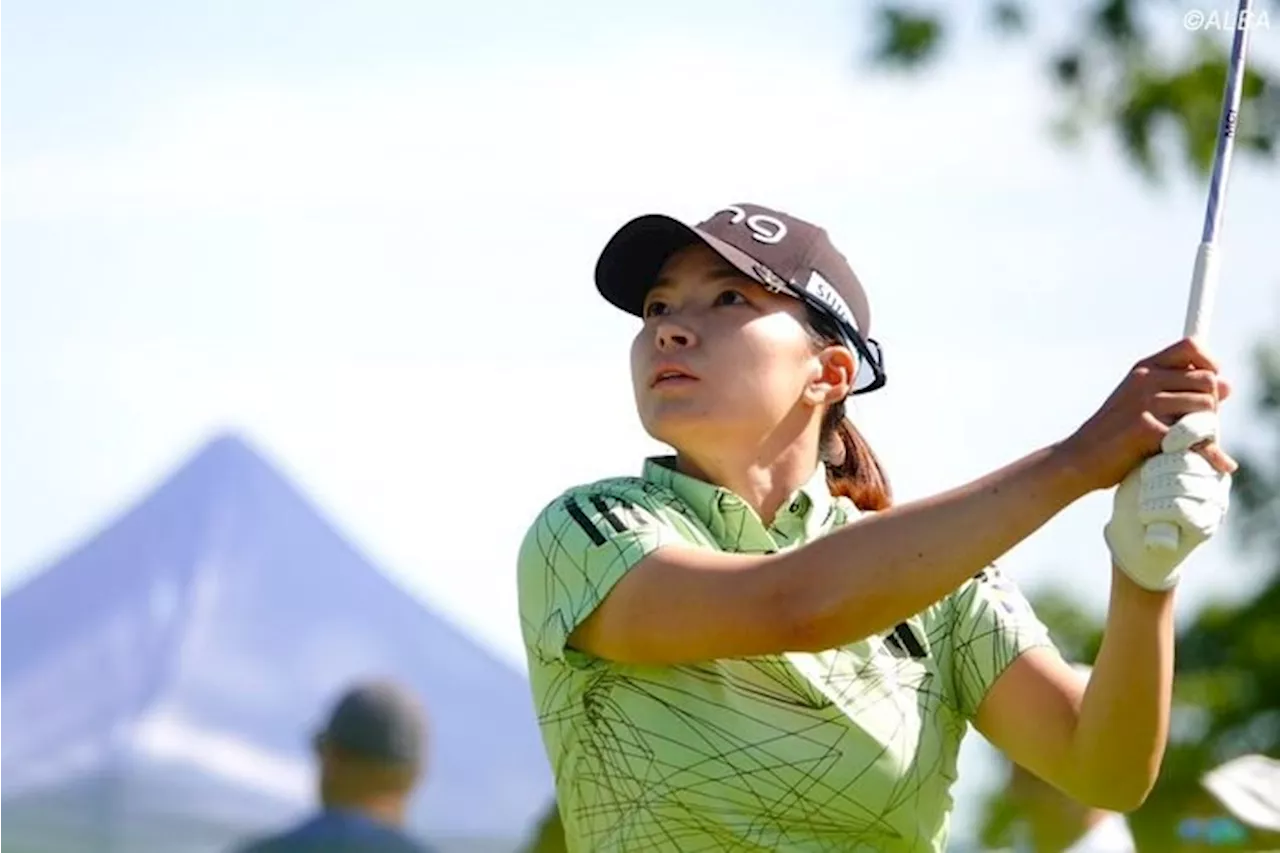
[[869, 5, 946, 69]]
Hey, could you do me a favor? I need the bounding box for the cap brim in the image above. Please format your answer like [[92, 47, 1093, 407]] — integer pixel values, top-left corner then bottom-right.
[[594, 214, 772, 317]]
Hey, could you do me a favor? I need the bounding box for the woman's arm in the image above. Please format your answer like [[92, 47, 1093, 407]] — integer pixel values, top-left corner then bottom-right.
[[572, 443, 1087, 664], [973, 566, 1174, 812], [567, 338, 1220, 666]]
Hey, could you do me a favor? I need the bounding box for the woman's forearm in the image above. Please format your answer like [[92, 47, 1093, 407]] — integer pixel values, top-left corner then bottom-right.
[[775, 443, 1092, 649], [1069, 565, 1175, 810]]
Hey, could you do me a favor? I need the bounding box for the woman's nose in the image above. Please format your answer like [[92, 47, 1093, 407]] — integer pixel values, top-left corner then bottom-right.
[[656, 321, 696, 351]]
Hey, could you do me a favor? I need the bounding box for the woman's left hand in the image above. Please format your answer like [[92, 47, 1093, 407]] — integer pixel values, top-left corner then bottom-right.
[[1103, 411, 1234, 592]]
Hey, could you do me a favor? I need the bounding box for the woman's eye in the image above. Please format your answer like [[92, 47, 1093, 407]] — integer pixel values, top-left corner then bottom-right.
[[643, 300, 669, 318], [714, 289, 748, 307]]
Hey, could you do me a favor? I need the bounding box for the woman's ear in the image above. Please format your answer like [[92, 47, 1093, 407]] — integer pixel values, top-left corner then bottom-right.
[[806, 345, 856, 405]]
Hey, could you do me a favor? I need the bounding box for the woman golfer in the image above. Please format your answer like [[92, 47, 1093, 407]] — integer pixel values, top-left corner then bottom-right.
[[517, 203, 1235, 852]]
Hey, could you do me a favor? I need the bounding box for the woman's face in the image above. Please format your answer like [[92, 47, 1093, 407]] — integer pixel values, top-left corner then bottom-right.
[[630, 243, 853, 454]]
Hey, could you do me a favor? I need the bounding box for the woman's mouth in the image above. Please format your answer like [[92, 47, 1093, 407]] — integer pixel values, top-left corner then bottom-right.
[[650, 365, 698, 388]]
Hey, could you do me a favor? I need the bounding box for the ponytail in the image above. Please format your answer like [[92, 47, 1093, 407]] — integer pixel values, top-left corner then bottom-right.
[[803, 303, 893, 511], [820, 401, 892, 511]]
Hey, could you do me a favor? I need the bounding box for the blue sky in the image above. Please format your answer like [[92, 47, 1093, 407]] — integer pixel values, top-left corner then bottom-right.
[[4, 0, 1278, 842]]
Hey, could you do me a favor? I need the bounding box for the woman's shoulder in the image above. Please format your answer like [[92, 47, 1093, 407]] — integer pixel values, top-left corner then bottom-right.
[[533, 474, 681, 512], [522, 473, 693, 536], [516, 474, 709, 572]]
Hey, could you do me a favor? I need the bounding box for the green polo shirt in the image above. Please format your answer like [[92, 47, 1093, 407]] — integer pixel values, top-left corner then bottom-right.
[[517, 456, 1053, 852]]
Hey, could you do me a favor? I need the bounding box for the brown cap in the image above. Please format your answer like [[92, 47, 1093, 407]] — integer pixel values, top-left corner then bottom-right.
[[595, 203, 885, 394]]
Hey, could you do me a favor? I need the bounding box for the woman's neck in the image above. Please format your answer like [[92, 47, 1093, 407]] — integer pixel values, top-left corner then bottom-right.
[[676, 441, 821, 527]]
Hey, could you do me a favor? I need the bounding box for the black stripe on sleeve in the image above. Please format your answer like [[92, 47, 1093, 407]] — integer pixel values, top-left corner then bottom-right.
[[589, 495, 627, 534], [565, 498, 606, 546], [894, 623, 928, 659]]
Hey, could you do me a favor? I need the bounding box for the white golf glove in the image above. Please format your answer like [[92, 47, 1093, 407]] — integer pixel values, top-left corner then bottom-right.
[[1103, 411, 1232, 591]]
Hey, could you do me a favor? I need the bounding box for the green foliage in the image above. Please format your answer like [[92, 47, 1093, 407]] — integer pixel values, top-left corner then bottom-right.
[[867, 0, 1280, 184], [1231, 341, 1280, 554], [871, 7, 946, 68]]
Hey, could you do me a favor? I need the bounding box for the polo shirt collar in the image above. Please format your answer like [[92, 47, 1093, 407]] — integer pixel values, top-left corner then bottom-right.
[[641, 456, 837, 550]]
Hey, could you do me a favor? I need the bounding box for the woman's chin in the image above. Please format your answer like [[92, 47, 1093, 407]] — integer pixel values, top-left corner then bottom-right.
[[643, 411, 747, 456]]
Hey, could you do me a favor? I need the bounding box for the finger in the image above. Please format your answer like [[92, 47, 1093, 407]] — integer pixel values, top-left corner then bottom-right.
[[1195, 441, 1238, 474], [1162, 411, 1220, 456], [1145, 367, 1220, 395], [1150, 392, 1218, 424], [1142, 337, 1221, 373], [1217, 378, 1233, 403]]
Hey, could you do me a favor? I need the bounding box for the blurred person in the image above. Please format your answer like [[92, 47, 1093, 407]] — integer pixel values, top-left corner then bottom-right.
[[232, 680, 432, 853], [516, 203, 1236, 852], [988, 666, 1137, 852]]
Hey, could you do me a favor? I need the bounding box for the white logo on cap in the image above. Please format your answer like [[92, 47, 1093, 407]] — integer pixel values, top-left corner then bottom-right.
[[716, 205, 788, 245], [807, 272, 859, 332]]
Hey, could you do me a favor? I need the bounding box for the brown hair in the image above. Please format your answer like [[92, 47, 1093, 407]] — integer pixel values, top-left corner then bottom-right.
[[804, 307, 893, 511]]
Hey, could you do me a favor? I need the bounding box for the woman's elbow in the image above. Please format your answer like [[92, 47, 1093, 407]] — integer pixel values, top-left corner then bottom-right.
[[1077, 771, 1157, 813]]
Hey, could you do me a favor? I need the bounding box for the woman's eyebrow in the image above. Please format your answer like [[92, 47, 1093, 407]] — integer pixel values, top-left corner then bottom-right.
[[708, 266, 749, 283], [650, 264, 750, 293]]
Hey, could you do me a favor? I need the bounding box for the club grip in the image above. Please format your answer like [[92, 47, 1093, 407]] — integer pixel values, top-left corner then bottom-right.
[[1183, 242, 1220, 340]]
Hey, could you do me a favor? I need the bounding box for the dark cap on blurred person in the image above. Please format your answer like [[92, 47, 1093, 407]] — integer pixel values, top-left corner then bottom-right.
[[315, 680, 426, 767]]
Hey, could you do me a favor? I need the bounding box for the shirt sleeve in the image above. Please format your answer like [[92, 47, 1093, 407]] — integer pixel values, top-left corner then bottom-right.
[[517, 482, 688, 665], [948, 565, 1056, 719]]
